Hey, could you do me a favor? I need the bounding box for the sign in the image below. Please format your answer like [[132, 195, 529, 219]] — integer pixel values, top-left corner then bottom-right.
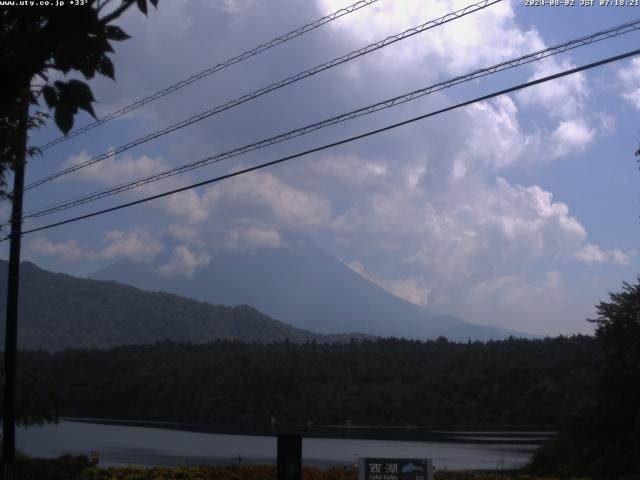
[[358, 458, 433, 480]]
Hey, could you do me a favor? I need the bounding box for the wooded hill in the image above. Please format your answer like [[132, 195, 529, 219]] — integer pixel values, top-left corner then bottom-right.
[[16, 335, 597, 430], [0, 260, 368, 350]]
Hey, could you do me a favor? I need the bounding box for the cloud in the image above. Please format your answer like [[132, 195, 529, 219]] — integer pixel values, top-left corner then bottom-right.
[[21, 0, 633, 337], [157, 170, 332, 252], [346, 260, 431, 307], [25, 227, 163, 263], [468, 271, 561, 310], [618, 57, 640, 109], [452, 96, 539, 173], [310, 155, 388, 186], [198, 170, 332, 230], [333, 175, 589, 272], [62, 150, 171, 185], [575, 244, 632, 266], [549, 119, 595, 158], [90, 227, 164, 262], [517, 56, 588, 119], [327, 155, 626, 335], [462, 271, 573, 334], [222, 224, 283, 252], [318, 0, 542, 75], [60, 150, 211, 224], [158, 244, 211, 278], [27, 238, 83, 261]]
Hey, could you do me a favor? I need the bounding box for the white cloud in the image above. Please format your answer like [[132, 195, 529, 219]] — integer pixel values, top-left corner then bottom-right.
[[25, 227, 163, 263], [27, 238, 83, 261], [20, 0, 633, 337], [61, 150, 212, 224], [334, 175, 589, 273], [618, 57, 640, 109], [62, 150, 170, 185], [462, 271, 572, 334], [318, 0, 542, 75], [549, 119, 595, 158], [346, 260, 431, 307], [327, 157, 629, 335], [158, 244, 211, 278], [200, 170, 332, 230], [453, 96, 539, 172], [161, 190, 209, 224], [468, 271, 561, 310], [575, 244, 632, 266], [311, 155, 388, 186], [90, 227, 164, 262], [517, 56, 588, 119], [223, 224, 282, 252]]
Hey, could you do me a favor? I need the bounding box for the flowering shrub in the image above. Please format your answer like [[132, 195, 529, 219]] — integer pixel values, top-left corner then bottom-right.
[[76, 465, 590, 480]]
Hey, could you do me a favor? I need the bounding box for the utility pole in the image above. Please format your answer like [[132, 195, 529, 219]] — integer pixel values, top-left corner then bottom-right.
[[2, 98, 28, 480]]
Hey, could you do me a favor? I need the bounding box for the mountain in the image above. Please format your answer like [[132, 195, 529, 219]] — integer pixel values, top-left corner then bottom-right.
[[92, 240, 526, 341], [0, 260, 368, 351]]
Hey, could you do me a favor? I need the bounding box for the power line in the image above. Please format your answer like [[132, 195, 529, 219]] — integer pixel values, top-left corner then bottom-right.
[[24, 0, 501, 192], [36, 0, 382, 152], [10, 47, 640, 240], [21, 18, 640, 220]]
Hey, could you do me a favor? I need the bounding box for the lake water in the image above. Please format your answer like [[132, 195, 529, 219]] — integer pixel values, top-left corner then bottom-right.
[[16, 420, 548, 471]]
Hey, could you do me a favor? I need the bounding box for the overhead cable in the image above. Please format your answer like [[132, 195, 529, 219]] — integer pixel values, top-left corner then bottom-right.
[[24, 0, 502, 191], [10, 47, 640, 240], [36, 0, 383, 152], [22, 18, 640, 220]]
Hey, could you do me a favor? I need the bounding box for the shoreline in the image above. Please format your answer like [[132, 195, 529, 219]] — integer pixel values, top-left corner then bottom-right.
[[61, 417, 555, 444]]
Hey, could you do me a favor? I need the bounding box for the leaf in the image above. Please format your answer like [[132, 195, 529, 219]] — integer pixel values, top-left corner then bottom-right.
[[54, 106, 74, 135], [96, 56, 115, 80], [149, 0, 159, 7], [74, 57, 95, 79], [67, 79, 97, 118], [136, 0, 148, 15], [52, 50, 73, 74], [67, 79, 93, 101], [104, 25, 131, 41]]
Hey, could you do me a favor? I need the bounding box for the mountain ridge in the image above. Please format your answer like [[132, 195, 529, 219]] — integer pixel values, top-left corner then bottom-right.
[[92, 240, 530, 341], [0, 259, 370, 351]]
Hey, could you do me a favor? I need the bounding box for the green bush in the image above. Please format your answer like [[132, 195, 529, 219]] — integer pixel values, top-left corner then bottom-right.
[[15, 455, 90, 480]]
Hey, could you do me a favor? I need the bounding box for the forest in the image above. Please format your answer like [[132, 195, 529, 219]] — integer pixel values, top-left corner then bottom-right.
[[14, 335, 597, 430]]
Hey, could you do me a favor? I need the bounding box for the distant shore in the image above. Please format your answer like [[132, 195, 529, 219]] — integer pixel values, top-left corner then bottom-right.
[[64, 417, 554, 444]]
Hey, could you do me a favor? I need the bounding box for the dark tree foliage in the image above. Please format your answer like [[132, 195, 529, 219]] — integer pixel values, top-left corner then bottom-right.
[[0, 372, 57, 428], [529, 279, 640, 477], [0, 0, 158, 428], [0, 0, 158, 197], [13, 336, 598, 431]]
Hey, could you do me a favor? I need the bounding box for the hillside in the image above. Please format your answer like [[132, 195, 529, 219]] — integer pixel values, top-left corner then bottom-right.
[[93, 240, 528, 341], [0, 260, 366, 351]]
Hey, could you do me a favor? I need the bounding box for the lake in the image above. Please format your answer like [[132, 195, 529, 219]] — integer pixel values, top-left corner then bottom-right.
[[16, 420, 550, 471]]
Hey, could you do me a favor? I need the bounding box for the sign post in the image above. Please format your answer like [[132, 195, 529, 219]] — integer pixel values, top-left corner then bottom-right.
[[277, 434, 302, 480], [358, 458, 433, 480]]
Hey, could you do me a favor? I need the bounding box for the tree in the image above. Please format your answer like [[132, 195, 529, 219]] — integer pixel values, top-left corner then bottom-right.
[[1, 2, 159, 476], [0, 0, 158, 197], [0, 372, 57, 428], [529, 278, 640, 476]]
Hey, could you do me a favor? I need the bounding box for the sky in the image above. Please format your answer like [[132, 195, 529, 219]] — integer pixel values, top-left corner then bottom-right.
[[3, 0, 640, 336]]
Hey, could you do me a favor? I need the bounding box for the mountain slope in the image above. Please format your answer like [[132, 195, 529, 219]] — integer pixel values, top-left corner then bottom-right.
[[92, 240, 526, 341], [0, 260, 365, 351]]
